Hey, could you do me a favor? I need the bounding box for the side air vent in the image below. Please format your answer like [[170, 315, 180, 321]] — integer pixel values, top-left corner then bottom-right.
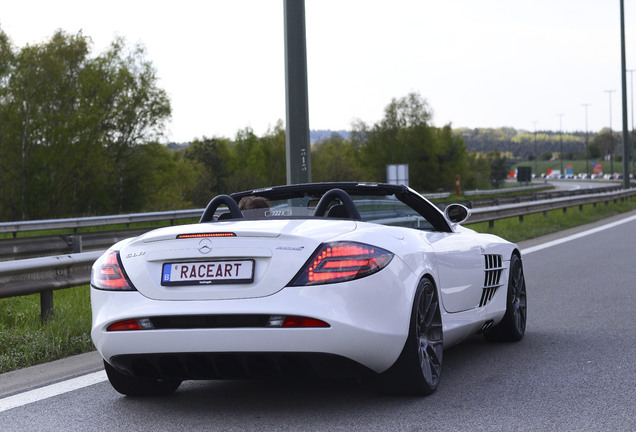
[[479, 254, 504, 307]]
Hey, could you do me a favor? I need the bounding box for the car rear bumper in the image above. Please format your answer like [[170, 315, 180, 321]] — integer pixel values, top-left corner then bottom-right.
[[91, 260, 418, 376], [108, 351, 375, 381]]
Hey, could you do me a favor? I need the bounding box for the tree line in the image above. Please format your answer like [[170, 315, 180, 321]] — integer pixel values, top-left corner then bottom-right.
[[0, 29, 171, 221], [459, 126, 630, 163], [0, 29, 510, 222]]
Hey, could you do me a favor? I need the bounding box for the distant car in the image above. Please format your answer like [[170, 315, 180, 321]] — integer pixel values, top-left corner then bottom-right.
[[91, 182, 527, 396]]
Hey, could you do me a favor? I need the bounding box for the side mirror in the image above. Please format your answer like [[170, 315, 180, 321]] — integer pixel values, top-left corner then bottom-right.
[[444, 203, 471, 225]]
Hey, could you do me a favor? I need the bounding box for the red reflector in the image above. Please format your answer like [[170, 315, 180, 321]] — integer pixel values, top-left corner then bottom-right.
[[177, 232, 236, 239], [107, 320, 143, 331], [281, 316, 330, 328]]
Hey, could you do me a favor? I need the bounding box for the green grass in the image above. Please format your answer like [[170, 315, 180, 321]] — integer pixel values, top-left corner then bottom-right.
[[467, 197, 636, 243], [0, 198, 635, 374], [0, 286, 94, 374]]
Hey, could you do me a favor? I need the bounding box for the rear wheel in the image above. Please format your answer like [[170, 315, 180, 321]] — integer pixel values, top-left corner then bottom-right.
[[484, 253, 527, 342], [103, 360, 181, 397], [382, 277, 443, 395]]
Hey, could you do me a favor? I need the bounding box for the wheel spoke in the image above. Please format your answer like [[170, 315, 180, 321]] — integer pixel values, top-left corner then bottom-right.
[[416, 283, 443, 387], [510, 262, 527, 333], [419, 341, 442, 384]]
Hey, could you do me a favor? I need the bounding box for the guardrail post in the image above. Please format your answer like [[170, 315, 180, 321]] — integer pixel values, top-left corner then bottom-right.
[[72, 236, 83, 253], [40, 291, 53, 322]]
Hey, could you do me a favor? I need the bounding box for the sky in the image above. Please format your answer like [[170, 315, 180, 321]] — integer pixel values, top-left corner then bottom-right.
[[2, 0, 636, 143]]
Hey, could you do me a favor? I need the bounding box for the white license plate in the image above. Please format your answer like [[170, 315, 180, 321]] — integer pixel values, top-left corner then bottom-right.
[[161, 260, 254, 286]]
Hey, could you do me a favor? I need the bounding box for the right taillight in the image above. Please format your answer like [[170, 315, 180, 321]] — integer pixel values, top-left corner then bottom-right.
[[289, 242, 394, 286], [91, 251, 136, 291]]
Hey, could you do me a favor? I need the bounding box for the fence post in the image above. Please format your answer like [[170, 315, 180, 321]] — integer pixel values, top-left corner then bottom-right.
[[40, 236, 83, 322], [40, 291, 53, 322], [72, 235, 83, 253]]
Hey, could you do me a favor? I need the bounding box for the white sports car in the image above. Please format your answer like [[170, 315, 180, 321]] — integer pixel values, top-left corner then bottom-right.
[[91, 182, 527, 396]]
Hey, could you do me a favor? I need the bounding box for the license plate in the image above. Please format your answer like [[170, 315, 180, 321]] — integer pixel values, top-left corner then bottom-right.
[[161, 260, 254, 286]]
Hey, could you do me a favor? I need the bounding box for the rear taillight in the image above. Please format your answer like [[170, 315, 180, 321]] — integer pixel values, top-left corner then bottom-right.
[[267, 315, 330, 328], [107, 318, 154, 331], [290, 242, 394, 286], [91, 251, 136, 291]]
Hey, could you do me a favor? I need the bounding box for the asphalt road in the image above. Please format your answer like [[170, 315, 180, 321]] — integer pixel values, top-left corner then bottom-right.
[[1, 211, 635, 431]]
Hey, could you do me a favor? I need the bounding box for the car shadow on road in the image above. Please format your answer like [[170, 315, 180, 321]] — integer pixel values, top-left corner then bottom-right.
[[104, 333, 531, 407]]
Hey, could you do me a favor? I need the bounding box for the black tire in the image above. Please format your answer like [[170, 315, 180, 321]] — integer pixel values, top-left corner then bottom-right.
[[103, 360, 181, 397], [484, 253, 527, 342], [381, 278, 443, 396]]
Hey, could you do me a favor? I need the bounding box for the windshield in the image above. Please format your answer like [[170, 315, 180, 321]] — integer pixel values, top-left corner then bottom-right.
[[234, 194, 435, 230]]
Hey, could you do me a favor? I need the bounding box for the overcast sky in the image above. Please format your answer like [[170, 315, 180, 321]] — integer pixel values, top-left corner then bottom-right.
[[2, 0, 635, 142]]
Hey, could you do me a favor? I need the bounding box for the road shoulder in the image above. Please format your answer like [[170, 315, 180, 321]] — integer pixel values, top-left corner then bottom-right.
[[0, 350, 103, 398], [517, 208, 636, 252]]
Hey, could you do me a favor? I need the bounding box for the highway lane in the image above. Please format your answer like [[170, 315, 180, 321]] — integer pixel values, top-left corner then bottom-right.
[[1, 211, 635, 431], [547, 179, 622, 191]]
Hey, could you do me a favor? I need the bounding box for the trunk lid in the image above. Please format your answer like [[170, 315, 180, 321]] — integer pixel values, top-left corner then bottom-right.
[[119, 219, 356, 300]]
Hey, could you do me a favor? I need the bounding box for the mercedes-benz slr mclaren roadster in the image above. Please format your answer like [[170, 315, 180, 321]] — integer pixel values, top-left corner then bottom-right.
[[91, 182, 527, 396]]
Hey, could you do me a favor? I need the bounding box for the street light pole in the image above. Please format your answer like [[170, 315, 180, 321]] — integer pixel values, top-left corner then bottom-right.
[[620, 0, 630, 188], [605, 89, 616, 175], [629, 69, 635, 177], [558, 113, 565, 177], [582, 104, 591, 176], [284, 0, 311, 185], [532, 121, 539, 175]]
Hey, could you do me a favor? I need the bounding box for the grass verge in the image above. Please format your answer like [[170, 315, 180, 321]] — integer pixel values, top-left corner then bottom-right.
[[0, 286, 93, 374], [0, 197, 635, 374], [467, 197, 636, 243]]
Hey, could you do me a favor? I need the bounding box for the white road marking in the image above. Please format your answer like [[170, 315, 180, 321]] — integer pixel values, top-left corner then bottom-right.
[[0, 370, 107, 413], [521, 214, 636, 255], [1, 213, 634, 412]]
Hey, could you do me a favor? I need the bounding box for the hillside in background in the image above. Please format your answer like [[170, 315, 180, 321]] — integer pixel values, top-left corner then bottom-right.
[[168, 126, 621, 165], [309, 127, 619, 162], [310, 129, 351, 143]]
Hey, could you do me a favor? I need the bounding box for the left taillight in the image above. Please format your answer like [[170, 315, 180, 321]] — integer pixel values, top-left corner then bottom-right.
[[289, 241, 394, 286], [91, 251, 136, 291]]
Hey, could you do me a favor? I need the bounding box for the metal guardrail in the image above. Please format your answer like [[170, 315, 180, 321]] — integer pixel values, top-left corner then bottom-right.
[[0, 251, 102, 299], [464, 184, 548, 196], [1, 187, 634, 321], [460, 184, 622, 208], [466, 188, 636, 227], [0, 251, 103, 321], [0, 209, 203, 237], [0, 228, 152, 262]]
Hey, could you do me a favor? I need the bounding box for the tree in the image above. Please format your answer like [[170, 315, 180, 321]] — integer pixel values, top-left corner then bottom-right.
[[224, 123, 286, 192], [0, 29, 171, 220], [540, 151, 554, 161], [487, 148, 508, 188], [590, 128, 615, 160], [353, 92, 469, 192], [462, 151, 491, 190], [183, 137, 232, 205], [128, 142, 197, 211], [354, 93, 437, 189], [0, 30, 95, 219], [312, 134, 363, 182], [95, 37, 171, 213]]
